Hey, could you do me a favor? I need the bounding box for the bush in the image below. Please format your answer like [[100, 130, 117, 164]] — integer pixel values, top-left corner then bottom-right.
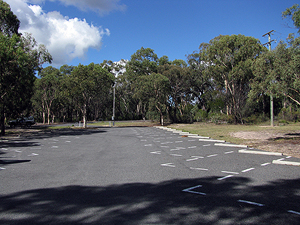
[[278, 108, 300, 122]]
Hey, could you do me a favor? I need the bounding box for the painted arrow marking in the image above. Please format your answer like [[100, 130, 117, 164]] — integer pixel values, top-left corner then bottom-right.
[[182, 185, 206, 195]]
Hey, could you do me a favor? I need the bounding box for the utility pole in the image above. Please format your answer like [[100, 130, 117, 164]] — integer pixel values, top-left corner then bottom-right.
[[262, 30, 275, 127], [112, 84, 115, 126]]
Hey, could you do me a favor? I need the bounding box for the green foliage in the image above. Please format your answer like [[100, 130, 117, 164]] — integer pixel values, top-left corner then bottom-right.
[[278, 107, 300, 122], [0, 1, 52, 135], [282, 4, 300, 33]]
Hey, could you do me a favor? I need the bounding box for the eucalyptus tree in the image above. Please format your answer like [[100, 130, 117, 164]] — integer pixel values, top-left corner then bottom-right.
[[200, 34, 265, 123], [67, 63, 114, 128], [158, 61, 192, 122], [251, 42, 300, 108], [34, 66, 61, 124], [0, 0, 52, 135], [125, 47, 159, 120]]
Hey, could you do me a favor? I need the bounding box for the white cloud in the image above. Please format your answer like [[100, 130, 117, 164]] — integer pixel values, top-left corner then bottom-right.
[[26, 0, 126, 15], [5, 0, 110, 65]]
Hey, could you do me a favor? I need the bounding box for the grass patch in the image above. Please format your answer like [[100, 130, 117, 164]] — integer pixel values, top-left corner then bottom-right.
[[168, 122, 300, 144]]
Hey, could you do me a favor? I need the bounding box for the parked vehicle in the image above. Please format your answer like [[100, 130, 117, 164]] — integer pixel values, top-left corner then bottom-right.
[[8, 116, 35, 128]]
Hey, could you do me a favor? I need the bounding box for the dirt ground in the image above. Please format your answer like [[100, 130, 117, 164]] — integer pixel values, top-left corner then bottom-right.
[[231, 130, 300, 158]]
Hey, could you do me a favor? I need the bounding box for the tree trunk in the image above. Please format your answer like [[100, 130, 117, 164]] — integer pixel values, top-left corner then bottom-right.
[[83, 103, 87, 128], [0, 109, 5, 136]]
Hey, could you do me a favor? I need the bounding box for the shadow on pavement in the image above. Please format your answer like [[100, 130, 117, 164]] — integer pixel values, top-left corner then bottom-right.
[[0, 177, 299, 224]]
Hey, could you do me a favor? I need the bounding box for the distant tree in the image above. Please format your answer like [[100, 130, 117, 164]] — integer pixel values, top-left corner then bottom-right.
[[200, 34, 265, 123], [0, 1, 52, 135], [125, 47, 159, 119], [34, 66, 61, 124], [67, 63, 114, 128]]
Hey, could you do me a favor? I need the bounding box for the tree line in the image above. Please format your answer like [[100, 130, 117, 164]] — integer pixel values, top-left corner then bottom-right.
[[1, 1, 300, 135]]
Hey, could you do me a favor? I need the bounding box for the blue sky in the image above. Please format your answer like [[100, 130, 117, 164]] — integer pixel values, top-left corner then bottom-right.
[[5, 0, 299, 67]]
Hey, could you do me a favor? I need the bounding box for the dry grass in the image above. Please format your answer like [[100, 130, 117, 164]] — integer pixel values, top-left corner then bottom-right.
[[168, 122, 300, 158]]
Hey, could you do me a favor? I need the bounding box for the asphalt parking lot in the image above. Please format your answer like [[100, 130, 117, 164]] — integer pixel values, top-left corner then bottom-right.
[[0, 126, 300, 224]]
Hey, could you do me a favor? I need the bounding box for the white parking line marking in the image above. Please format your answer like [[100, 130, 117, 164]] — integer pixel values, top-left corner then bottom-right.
[[218, 175, 234, 180], [288, 210, 300, 216], [221, 171, 239, 174], [186, 156, 204, 161], [170, 154, 182, 157], [261, 162, 271, 166], [241, 168, 255, 173], [188, 146, 197, 149], [190, 167, 208, 171], [207, 154, 218, 158], [225, 151, 234, 154], [150, 151, 161, 154], [161, 163, 175, 167], [238, 200, 264, 207], [182, 185, 206, 195]]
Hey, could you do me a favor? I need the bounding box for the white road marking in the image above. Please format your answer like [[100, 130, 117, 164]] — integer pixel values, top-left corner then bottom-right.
[[238, 200, 264, 207], [286, 156, 292, 159], [225, 151, 234, 154], [207, 154, 218, 158], [203, 144, 211, 147], [188, 140, 196, 142], [51, 146, 59, 148], [276, 158, 285, 161], [221, 171, 239, 175], [190, 167, 208, 171], [153, 141, 161, 142], [217, 175, 234, 180], [186, 156, 204, 161], [188, 146, 197, 149], [160, 146, 169, 148], [170, 154, 182, 157], [150, 151, 161, 154], [161, 163, 175, 167], [182, 185, 206, 195], [261, 162, 271, 166], [28, 153, 39, 156], [288, 210, 300, 216], [0, 167, 6, 170], [144, 144, 152, 146], [241, 168, 255, 173], [161, 142, 173, 144], [175, 141, 183, 143], [1, 148, 8, 151], [65, 141, 71, 143]]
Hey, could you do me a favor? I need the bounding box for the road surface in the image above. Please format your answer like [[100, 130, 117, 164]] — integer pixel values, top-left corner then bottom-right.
[[0, 126, 299, 224]]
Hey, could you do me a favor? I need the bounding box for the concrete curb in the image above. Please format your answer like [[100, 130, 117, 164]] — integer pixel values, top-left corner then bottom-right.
[[215, 143, 248, 148], [199, 139, 226, 143], [272, 160, 300, 166], [239, 149, 282, 156]]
